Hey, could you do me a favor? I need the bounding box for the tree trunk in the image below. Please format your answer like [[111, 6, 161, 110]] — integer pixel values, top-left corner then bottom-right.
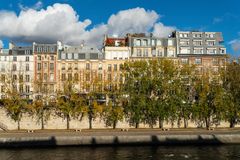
[[135, 122, 139, 129], [230, 118, 236, 128], [41, 110, 44, 130], [159, 117, 163, 129], [17, 119, 20, 130], [184, 117, 188, 128], [113, 120, 116, 129], [67, 115, 70, 130], [205, 117, 210, 129], [41, 116, 44, 130], [89, 114, 92, 129]]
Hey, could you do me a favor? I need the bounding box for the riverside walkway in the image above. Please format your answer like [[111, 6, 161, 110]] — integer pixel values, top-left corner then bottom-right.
[[0, 128, 240, 147]]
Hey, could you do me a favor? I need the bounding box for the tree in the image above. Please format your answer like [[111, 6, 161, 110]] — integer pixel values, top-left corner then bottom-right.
[[222, 61, 240, 127], [103, 92, 124, 129], [56, 80, 87, 129]]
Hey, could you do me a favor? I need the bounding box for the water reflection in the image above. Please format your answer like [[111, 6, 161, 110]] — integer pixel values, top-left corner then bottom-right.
[[0, 145, 240, 160]]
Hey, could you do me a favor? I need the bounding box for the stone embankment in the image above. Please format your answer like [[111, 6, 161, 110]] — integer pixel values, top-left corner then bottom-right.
[[0, 129, 239, 147]]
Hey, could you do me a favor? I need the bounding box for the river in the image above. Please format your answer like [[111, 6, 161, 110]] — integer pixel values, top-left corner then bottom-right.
[[0, 145, 240, 160]]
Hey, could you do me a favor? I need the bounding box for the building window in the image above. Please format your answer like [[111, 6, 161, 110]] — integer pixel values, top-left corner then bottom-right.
[[44, 63, 48, 69], [135, 39, 141, 46], [195, 58, 202, 65], [114, 64, 118, 71], [62, 64, 65, 70], [26, 75, 30, 82], [37, 73, 41, 80], [98, 63, 102, 70], [86, 73, 90, 81], [205, 33, 214, 38], [137, 49, 142, 57], [193, 33, 202, 38], [37, 56, 41, 60], [98, 73, 102, 81], [19, 85, 23, 93], [86, 63, 90, 70], [193, 40, 202, 46], [142, 39, 148, 46], [44, 73, 48, 81], [26, 64, 29, 71], [50, 63, 54, 71], [220, 48, 226, 54], [157, 50, 162, 57], [13, 75, 17, 81], [26, 85, 30, 93], [13, 56, 17, 61], [74, 63, 78, 70], [151, 39, 155, 46], [181, 58, 189, 64], [179, 40, 189, 46], [193, 48, 203, 54], [74, 73, 79, 81], [50, 56, 54, 60], [68, 73, 72, 81], [143, 49, 148, 57], [108, 74, 112, 81], [19, 75, 23, 82], [207, 40, 215, 46], [50, 73, 54, 81], [68, 63, 72, 70], [37, 63, 41, 70], [180, 47, 190, 54], [207, 48, 216, 54], [12, 64, 17, 71], [108, 64, 112, 71], [26, 56, 29, 62]]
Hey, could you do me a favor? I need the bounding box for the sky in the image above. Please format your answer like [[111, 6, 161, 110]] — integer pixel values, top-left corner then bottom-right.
[[0, 0, 239, 56]]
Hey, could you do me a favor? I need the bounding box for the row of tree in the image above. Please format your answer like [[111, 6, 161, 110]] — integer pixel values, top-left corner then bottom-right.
[[1, 58, 240, 130]]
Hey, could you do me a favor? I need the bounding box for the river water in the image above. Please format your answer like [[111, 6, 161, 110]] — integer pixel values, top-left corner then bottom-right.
[[0, 145, 240, 160]]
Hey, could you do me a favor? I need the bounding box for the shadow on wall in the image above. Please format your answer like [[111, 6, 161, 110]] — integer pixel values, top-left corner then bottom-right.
[[89, 135, 224, 146], [0, 136, 57, 148]]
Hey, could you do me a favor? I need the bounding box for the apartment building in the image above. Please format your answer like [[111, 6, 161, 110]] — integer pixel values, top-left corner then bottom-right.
[[127, 33, 177, 58], [0, 44, 34, 99], [103, 36, 130, 60], [33, 42, 58, 100], [58, 45, 105, 93], [175, 31, 227, 80]]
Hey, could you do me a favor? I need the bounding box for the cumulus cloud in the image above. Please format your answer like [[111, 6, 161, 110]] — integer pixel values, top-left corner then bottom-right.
[[19, 1, 43, 11], [0, 4, 176, 47], [229, 39, 240, 52], [107, 7, 159, 36], [153, 22, 176, 37]]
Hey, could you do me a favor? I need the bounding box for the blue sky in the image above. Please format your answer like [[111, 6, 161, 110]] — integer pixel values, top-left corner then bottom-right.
[[0, 0, 240, 56]]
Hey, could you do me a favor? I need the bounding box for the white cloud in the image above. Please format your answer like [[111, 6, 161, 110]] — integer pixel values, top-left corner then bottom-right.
[[229, 39, 240, 52], [0, 40, 3, 48], [153, 22, 176, 37], [107, 7, 159, 36], [19, 1, 43, 11], [0, 4, 176, 47]]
